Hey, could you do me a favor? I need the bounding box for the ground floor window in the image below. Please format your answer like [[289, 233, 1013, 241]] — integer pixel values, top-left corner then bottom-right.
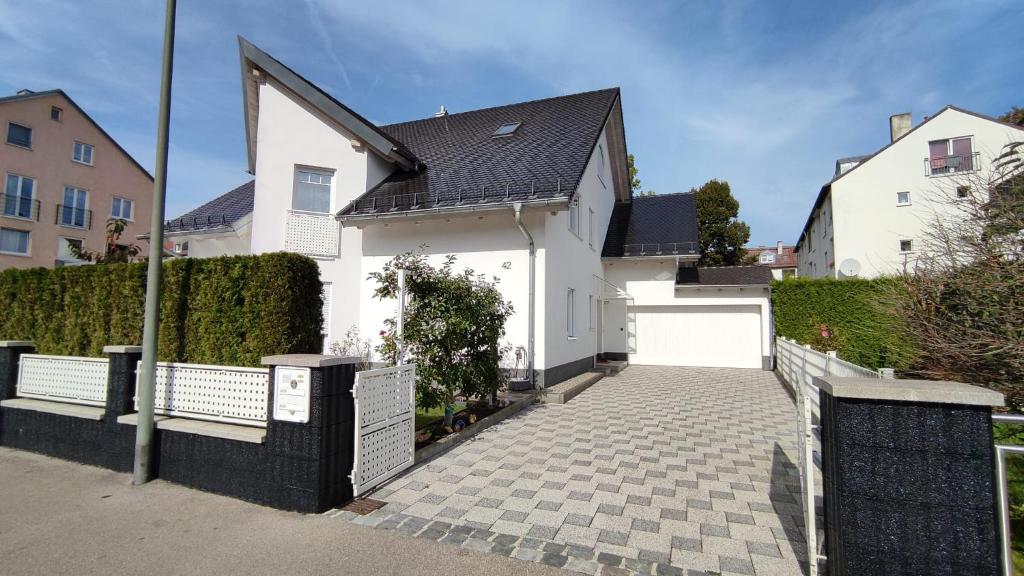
[[567, 288, 576, 338], [0, 227, 29, 254]]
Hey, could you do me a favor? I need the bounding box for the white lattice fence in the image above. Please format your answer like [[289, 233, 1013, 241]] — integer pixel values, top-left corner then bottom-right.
[[17, 354, 109, 406], [775, 336, 881, 421], [285, 210, 339, 257], [137, 362, 269, 427], [351, 364, 416, 496]]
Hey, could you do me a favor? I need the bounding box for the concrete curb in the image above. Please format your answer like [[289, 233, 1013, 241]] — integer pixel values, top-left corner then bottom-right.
[[539, 372, 602, 404], [412, 392, 537, 465]]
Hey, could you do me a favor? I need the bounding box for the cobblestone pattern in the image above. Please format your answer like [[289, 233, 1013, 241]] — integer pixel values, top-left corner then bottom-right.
[[332, 367, 811, 576]]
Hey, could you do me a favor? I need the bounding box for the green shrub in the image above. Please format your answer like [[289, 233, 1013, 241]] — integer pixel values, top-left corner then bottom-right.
[[0, 253, 322, 366], [771, 276, 917, 371]]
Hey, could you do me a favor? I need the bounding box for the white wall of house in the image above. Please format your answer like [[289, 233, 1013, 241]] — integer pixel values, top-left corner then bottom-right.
[[166, 214, 253, 259], [798, 108, 1022, 278], [250, 77, 397, 347], [603, 260, 771, 368]]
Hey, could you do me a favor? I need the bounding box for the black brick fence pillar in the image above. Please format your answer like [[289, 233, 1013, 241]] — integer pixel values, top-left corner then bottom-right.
[[0, 340, 35, 402], [261, 354, 359, 513], [815, 376, 1004, 576], [101, 345, 143, 471]]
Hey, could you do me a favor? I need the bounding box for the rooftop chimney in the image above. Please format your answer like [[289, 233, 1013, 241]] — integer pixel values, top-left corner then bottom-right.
[[890, 112, 912, 142], [777, 240, 783, 255], [435, 105, 448, 118]]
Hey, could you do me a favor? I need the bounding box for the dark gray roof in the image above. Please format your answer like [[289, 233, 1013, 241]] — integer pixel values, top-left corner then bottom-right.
[[0, 89, 153, 181], [165, 180, 255, 233], [338, 88, 622, 216], [602, 193, 699, 258], [676, 266, 772, 286]]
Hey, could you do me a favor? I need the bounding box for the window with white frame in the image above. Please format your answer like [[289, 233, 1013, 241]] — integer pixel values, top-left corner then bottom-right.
[[956, 185, 971, 200], [61, 186, 88, 228], [6, 123, 31, 148], [596, 144, 606, 188], [896, 191, 911, 206], [588, 294, 594, 331], [72, 141, 94, 165], [900, 239, 913, 253], [588, 208, 595, 248], [928, 137, 974, 175], [4, 174, 35, 219], [0, 227, 29, 254], [51, 106, 62, 122], [566, 288, 576, 338], [759, 252, 776, 264], [293, 168, 333, 213], [57, 237, 83, 261], [568, 196, 579, 235], [111, 196, 133, 220]]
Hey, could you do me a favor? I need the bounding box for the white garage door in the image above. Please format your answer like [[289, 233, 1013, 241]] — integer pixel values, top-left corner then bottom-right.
[[630, 304, 762, 368]]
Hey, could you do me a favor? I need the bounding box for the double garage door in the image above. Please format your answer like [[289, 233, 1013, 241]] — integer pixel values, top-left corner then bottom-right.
[[629, 304, 763, 369]]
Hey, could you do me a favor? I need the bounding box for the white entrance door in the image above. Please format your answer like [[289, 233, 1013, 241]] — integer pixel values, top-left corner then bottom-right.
[[629, 304, 762, 368]]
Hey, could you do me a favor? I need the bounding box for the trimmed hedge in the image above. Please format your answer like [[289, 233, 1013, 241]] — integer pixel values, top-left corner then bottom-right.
[[0, 253, 323, 366], [771, 276, 917, 371]]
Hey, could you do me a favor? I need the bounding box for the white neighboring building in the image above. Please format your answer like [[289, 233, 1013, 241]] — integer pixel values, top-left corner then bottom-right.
[[796, 107, 1024, 279], [171, 37, 774, 385]]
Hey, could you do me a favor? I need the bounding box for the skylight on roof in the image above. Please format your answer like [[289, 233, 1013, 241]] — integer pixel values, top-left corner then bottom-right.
[[492, 122, 522, 138]]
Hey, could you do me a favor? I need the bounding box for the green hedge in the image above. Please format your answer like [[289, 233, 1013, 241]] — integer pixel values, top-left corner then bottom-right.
[[0, 253, 323, 366], [771, 276, 917, 371]]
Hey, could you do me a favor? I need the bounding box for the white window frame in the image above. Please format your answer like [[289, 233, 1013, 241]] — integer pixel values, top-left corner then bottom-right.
[[588, 294, 594, 331], [759, 252, 776, 264], [4, 173, 36, 221], [567, 288, 576, 338], [72, 141, 94, 166], [60, 186, 89, 228], [956, 185, 971, 200], [896, 191, 911, 206], [899, 239, 913, 253], [596, 143, 606, 188], [568, 195, 580, 236], [588, 208, 595, 248], [51, 106, 63, 122], [57, 236, 84, 262], [111, 196, 134, 221], [0, 227, 30, 256], [292, 167, 334, 214]]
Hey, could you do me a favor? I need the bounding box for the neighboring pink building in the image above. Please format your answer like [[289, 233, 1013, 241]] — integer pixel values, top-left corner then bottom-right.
[[0, 89, 153, 269], [747, 241, 797, 279]]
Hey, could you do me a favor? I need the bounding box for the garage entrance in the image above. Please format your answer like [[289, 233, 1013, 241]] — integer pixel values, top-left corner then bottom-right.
[[629, 304, 763, 368]]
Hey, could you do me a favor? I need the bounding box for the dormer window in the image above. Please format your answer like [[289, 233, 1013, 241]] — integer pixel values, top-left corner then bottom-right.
[[293, 168, 333, 213], [492, 122, 521, 138], [759, 252, 776, 264]]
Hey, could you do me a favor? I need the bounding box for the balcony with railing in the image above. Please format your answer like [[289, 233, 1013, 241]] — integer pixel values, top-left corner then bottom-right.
[[621, 242, 699, 257], [285, 210, 339, 258], [56, 205, 92, 229], [1, 194, 40, 221], [924, 151, 980, 177]]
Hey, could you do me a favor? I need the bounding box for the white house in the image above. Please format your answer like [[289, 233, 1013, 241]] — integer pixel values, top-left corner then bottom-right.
[[168, 37, 773, 386], [796, 107, 1024, 278]]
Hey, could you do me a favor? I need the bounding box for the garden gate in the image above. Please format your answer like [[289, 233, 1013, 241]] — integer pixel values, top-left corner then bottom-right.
[[350, 364, 416, 497]]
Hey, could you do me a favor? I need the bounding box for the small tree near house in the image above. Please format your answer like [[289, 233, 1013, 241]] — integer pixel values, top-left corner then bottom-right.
[[370, 251, 514, 425], [69, 218, 142, 263]]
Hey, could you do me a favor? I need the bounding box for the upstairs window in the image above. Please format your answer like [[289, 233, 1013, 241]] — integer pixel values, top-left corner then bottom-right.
[[928, 137, 974, 175], [60, 186, 89, 228], [759, 252, 776, 264], [111, 196, 133, 220], [896, 191, 911, 206], [293, 168, 332, 213], [51, 107, 63, 122], [588, 208, 595, 247], [900, 239, 913, 253], [7, 123, 32, 148], [492, 122, 521, 138], [72, 141, 94, 165], [568, 195, 579, 235], [4, 174, 36, 220], [566, 288, 576, 338]]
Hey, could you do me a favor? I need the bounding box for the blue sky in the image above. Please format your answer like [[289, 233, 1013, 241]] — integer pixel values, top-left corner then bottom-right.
[[1, 0, 1020, 245]]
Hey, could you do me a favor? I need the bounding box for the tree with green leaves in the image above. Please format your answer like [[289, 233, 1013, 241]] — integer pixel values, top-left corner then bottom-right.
[[69, 218, 141, 263], [999, 106, 1024, 127], [626, 153, 656, 196], [370, 251, 513, 424], [692, 179, 751, 266]]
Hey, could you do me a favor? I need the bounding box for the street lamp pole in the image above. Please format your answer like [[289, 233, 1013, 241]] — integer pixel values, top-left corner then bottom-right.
[[134, 0, 176, 485]]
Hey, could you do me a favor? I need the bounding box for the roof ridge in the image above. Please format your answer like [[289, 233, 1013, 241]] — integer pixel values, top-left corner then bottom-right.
[[381, 87, 620, 129]]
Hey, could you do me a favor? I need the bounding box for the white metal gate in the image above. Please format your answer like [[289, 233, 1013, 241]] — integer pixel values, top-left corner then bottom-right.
[[350, 364, 416, 497]]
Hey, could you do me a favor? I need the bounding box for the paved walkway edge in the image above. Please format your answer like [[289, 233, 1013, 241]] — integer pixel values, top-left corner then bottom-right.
[[413, 392, 537, 465]]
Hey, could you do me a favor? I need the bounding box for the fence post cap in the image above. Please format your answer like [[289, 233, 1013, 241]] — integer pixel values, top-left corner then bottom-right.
[[0, 340, 34, 348], [103, 345, 143, 354], [260, 354, 363, 368], [813, 375, 1004, 407]]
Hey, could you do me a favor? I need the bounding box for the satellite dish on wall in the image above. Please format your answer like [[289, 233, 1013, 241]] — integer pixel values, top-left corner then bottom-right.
[[839, 258, 861, 278]]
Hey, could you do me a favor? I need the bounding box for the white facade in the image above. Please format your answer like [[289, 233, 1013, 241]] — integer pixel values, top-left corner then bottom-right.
[[797, 107, 1024, 278], [602, 260, 771, 369], [165, 213, 253, 259]]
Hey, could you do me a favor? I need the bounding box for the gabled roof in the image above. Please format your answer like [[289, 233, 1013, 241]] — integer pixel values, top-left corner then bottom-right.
[[602, 193, 699, 258], [237, 37, 420, 173], [164, 180, 254, 234], [0, 89, 153, 181], [795, 105, 1024, 251], [676, 266, 771, 286], [338, 88, 627, 220]]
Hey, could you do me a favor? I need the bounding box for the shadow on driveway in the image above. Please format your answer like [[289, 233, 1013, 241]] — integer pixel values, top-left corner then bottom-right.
[[770, 443, 812, 576]]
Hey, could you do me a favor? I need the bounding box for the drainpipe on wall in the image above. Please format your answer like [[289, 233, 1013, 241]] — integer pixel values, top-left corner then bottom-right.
[[512, 203, 536, 389]]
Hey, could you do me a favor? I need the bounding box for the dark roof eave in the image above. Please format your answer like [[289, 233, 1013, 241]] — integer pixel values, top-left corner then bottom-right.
[[337, 197, 570, 225]]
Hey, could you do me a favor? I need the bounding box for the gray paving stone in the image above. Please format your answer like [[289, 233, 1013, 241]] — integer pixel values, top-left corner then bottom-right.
[[527, 524, 559, 540], [718, 555, 755, 575], [598, 529, 630, 546], [597, 552, 626, 566], [536, 500, 562, 511], [597, 503, 624, 516], [671, 536, 702, 552], [632, 518, 661, 533], [746, 540, 783, 558], [726, 512, 755, 525]]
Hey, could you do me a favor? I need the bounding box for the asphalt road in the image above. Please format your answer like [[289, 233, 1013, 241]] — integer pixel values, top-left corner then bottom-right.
[[0, 447, 564, 576]]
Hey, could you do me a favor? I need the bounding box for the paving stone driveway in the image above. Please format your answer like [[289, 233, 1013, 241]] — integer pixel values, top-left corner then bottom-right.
[[338, 366, 809, 576]]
